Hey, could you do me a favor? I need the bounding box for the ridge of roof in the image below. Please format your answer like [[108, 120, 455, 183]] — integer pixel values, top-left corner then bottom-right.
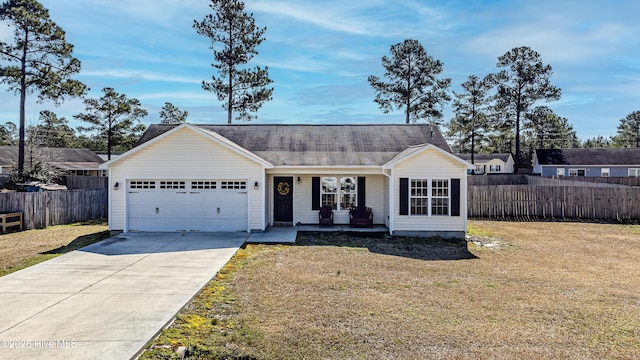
[[135, 123, 452, 167]]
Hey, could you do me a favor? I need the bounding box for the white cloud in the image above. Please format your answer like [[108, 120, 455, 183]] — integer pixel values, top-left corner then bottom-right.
[[249, 0, 447, 38], [81, 70, 201, 85]]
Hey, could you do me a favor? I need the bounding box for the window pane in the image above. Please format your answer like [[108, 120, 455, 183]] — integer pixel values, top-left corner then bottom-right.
[[321, 177, 337, 209], [322, 177, 337, 193], [431, 198, 449, 216], [341, 177, 356, 193], [410, 179, 429, 215], [411, 198, 427, 215], [322, 194, 336, 209], [341, 193, 356, 210], [431, 179, 449, 197]]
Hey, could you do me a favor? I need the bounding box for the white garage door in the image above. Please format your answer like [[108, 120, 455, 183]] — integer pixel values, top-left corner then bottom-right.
[[127, 180, 248, 232]]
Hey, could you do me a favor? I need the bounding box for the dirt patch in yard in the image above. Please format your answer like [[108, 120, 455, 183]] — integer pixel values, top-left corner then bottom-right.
[[297, 231, 477, 261]]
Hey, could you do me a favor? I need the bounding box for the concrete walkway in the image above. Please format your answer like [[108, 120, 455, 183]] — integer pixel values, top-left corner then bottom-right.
[[0, 232, 247, 360]]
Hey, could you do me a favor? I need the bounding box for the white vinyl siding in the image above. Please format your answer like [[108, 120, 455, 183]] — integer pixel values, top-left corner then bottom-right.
[[282, 173, 385, 225], [392, 148, 467, 232], [108, 127, 265, 232]]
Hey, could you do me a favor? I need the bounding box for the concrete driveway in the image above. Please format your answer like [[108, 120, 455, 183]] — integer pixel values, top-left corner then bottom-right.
[[0, 232, 247, 360]]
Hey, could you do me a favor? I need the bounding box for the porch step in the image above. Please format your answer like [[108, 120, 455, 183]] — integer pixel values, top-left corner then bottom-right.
[[273, 222, 294, 227]]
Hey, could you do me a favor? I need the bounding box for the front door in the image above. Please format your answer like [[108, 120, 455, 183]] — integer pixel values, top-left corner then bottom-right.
[[274, 176, 293, 222]]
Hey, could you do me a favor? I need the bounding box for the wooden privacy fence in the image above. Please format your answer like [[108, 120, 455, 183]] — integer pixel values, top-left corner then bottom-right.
[[468, 174, 635, 187], [468, 185, 640, 221], [64, 176, 108, 190], [0, 189, 107, 230]]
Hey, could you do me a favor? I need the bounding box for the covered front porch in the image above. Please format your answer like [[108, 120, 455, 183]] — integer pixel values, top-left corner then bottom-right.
[[265, 172, 389, 228]]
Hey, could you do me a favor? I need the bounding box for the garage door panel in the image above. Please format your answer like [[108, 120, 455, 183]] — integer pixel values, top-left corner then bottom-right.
[[217, 205, 247, 219], [127, 180, 248, 232]]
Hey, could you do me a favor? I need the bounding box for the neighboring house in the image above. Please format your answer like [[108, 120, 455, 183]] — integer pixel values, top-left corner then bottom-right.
[[101, 124, 474, 237], [0, 146, 105, 176], [456, 153, 514, 174], [98, 153, 121, 162], [533, 148, 640, 177]]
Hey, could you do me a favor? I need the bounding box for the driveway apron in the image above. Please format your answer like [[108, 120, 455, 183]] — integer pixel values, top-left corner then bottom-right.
[[0, 232, 247, 360]]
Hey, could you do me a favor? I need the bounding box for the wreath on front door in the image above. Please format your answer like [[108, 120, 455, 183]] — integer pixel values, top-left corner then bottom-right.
[[277, 182, 290, 196]]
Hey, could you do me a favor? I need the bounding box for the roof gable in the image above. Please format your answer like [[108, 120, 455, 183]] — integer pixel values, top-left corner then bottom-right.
[[384, 144, 474, 169], [102, 124, 272, 169], [136, 124, 452, 167], [535, 148, 640, 166]]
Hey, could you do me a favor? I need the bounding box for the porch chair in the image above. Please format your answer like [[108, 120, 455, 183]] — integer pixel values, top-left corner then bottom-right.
[[318, 205, 334, 226], [349, 206, 373, 227]]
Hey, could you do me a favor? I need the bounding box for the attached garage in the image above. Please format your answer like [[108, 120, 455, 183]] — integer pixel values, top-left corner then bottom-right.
[[127, 180, 248, 232]]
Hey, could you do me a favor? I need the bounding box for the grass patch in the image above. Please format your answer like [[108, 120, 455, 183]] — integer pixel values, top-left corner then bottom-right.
[[467, 221, 494, 237], [0, 219, 109, 277], [141, 244, 285, 359], [142, 222, 640, 359]]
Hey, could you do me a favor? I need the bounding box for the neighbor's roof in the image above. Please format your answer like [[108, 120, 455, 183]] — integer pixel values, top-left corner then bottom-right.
[[136, 124, 452, 166], [535, 148, 640, 166], [0, 147, 104, 169], [456, 153, 512, 163]]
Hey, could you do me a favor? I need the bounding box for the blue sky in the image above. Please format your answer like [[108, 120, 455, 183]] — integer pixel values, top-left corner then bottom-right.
[[0, 0, 638, 140]]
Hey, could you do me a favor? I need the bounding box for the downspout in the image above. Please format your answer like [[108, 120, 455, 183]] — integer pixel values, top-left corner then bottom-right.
[[261, 169, 267, 231], [383, 168, 394, 235]]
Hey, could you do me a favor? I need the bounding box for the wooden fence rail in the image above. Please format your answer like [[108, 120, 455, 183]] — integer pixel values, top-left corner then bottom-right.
[[0, 189, 107, 230], [468, 185, 640, 221]]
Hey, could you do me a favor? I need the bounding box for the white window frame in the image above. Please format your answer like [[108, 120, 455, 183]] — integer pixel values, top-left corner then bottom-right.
[[601, 168, 610, 177], [430, 179, 450, 216], [321, 176, 357, 210], [557, 168, 565, 177], [475, 165, 484, 174], [629, 168, 640, 177], [568, 168, 586, 177], [409, 178, 450, 216], [488, 164, 501, 172], [410, 179, 429, 215]]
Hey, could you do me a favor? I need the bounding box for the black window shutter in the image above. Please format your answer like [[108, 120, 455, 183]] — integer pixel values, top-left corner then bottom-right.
[[399, 178, 409, 215], [357, 177, 366, 207], [451, 178, 461, 216], [312, 177, 320, 210]]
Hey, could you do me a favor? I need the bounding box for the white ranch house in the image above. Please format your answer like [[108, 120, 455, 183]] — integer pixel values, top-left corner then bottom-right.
[[101, 124, 473, 238]]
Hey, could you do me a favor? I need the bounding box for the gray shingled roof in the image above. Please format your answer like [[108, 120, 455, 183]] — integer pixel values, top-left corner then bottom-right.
[[0, 147, 104, 169], [456, 153, 512, 163], [137, 124, 452, 166], [535, 148, 640, 166]]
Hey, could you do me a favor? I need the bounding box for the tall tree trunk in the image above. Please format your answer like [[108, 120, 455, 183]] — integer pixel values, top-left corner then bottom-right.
[[227, 23, 233, 125], [18, 28, 28, 176], [470, 104, 476, 166], [405, 68, 411, 124], [515, 111, 521, 173], [227, 69, 232, 125], [107, 117, 112, 161]]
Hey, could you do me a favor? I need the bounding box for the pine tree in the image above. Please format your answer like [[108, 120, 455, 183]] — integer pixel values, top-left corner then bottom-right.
[[369, 39, 451, 124], [194, 0, 273, 123], [494, 46, 560, 171], [75, 88, 148, 160], [0, 0, 86, 175]]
